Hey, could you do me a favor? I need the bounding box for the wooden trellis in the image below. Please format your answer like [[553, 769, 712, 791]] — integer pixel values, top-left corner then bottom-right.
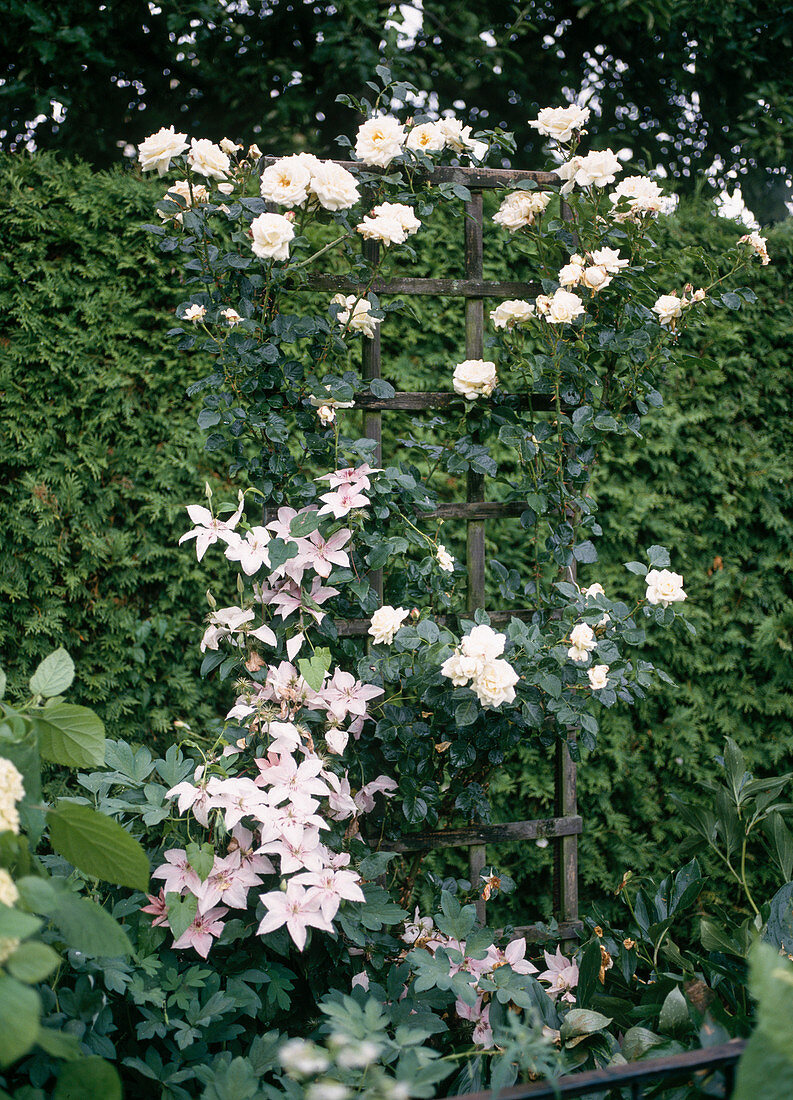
[[265, 160, 582, 941]]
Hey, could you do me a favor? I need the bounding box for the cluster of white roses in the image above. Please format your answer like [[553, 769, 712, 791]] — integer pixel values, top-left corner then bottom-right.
[[357, 201, 422, 246], [138, 127, 241, 179], [441, 624, 519, 709], [0, 757, 24, 835], [652, 286, 706, 328], [260, 152, 359, 210], [558, 247, 628, 293], [356, 114, 487, 167], [330, 294, 380, 339], [492, 189, 552, 231]]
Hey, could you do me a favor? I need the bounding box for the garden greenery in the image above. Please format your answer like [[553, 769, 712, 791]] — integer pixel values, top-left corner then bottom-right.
[[0, 69, 776, 1096]]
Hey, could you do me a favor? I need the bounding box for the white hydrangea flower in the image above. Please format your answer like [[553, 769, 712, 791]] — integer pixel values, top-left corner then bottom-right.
[[355, 116, 406, 167], [368, 606, 409, 645], [588, 664, 609, 690], [308, 161, 360, 211], [493, 190, 551, 231], [137, 126, 188, 175], [543, 288, 585, 325], [453, 359, 498, 400], [260, 156, 312, 207], [567, 622, 596, 662], [529, 105, 590, 142], [250, 212, 295, 261], [645, 569, 686, 607], [331, 294, 380, 339], [187, 138, 231, 180], [406, 121, 446, 153], [491, 299, 535, 329]]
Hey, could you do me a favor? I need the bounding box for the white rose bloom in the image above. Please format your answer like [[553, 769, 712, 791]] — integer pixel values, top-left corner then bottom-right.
[[220, 308, 242, 325], [582, 583, 605, 598], [558, 259, 585, 287], [460, 624, 506, 663], [331, 293, 381, 339], [471, 659, 519, 708], [652, 294, 684, 326], [578, 148, 623, 188], [587, 664, 609, 690], [589, 247, 628, 273], [645, 569, 686, 607], [219, 137, 242, 155], [183, 304, 206, 323], [493, 190, 551, 231], [217, 182, 235, 195], [356, 213, 407, 245], [544, 288, 585, 325], [248, 144, 263, 160], [567, 622, 596, 662], [610, 175, 667, 220], [371, 202, 421, 237], [406, 121, 446, 153], [491, 299, 535, 329], [0, 869, 18, 908], [529, 105, 590, 142], [355, 116, 406, 167], [453, 359, 498, 400], [250, 212, 295, 261], [739, 232, 770, 265], [308, 161, 360, 211], [158, 179, 209, 221], [581, 265, 612, 293], [187, 138, 231, 180], [436, 116, 474, 151], [369, 605, 410, 645], [137, 126, 189, 175], [436, 544, 455, 572], [441, 652, 469, 686], [260, 156, 312, 207], [317, 405, 336, 426]]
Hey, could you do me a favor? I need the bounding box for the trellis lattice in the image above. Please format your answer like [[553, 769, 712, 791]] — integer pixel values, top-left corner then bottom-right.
[[266, 159, 582, 940]]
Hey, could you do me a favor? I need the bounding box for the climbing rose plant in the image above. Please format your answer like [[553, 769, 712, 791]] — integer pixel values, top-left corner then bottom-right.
[[135, 68, 766, 1087]]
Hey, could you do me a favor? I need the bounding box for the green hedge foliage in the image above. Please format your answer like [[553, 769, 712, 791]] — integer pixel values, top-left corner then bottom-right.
[[1, 154, 791, 919], [0, 154, 226, 740]]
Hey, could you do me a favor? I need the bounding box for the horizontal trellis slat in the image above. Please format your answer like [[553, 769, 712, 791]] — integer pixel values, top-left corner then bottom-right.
[[354, 390, 553, 411], [334, 607, 536, 637], [262, 156, 559, 190], [426, 501, 532, 520], [381, 816, 583, 853], [297, 274, 540, 299]]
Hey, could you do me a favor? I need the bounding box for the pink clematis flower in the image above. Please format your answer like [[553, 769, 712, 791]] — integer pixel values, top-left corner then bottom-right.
[[354, 774, 398, 813], [229, 824, 276, 876], [318, 484, 370, 519], [257, 882, 335, 950], [205, 776, 269, 829], [173, 905, 229, 959], [538, 946, 579, 1003], [484, 936, 538, 975], [195, 852, 265, 913], [151, 848, 203, 895], [291, 868, 366, 921], [224, 526, 272, 575], [317, 464, 380, 491], [319, 669, 384, 723], [141, 888, 170, 927], [165, 781, 211, 826], [264, 754, 331, 804], [300, 528, 351, 578], [179, 493, 244, 561], [259, 827, 326, 873]]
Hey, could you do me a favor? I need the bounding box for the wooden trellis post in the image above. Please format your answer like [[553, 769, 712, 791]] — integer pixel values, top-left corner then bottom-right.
[[264, 158, 582, 942]]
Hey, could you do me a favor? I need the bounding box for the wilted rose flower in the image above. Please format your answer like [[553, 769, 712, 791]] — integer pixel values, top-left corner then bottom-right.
[[355, 115, 406, 167], [544, 288, 585, 325], [260, 156, 312, 207], [368, 605, 409, 645], [453, 359, 498, 400], [587, 664, 609, 690], [187, 138, 231, 180], [308, 161, 360, 210], [491, 299, 535, 329], [738, 232, 770, 265], [406, 121, 446, 153], [219, 137, 242, 155], [317, 405, 336, 426], [529, 104, 590, 142], [645, 569, 686, 606], [250, 212, 295, 261], [138, 125, 189, 175]]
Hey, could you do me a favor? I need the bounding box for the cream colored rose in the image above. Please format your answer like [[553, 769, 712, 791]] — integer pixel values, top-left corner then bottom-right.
[[357, 213, 408, 246], [260, 156, 312, 207], [220, 308, 242, 325], [183, 304, 206, 323], [589, 247, 628, 273], [645, 569, 686, 607], [217, 182, 235, 195], [371, 202, 421, 237], [436, 544, 455, 572], [491, 299, 535, 329], [581, 265, 612, 293], [219, 137, 242, 155], [739, 232, 770, 265], [308, 161, 360, 211], [534, 294, 552, 316], [567, 622, 596, 662], [588, 664, 609, 690], [436, 116, 474, 151], [331, 294, 381, 339], [529, 105, 590, 142], [441, 652, 469, 686], [577, 148, 622, 187], [406, 122, 446, 153], [610, 175, 667, 220], [250, 212, 295, 261], [652, 294, 683, 327], [460, 624, 506, 663], [187, 138, 231, 180], [471, 659, 519, 708], [158, 179, 209, 222], [0, 869, 18, 908], [453, 359, 498, 400], [317, 405, 336, 426], [544, 288, 585, 325], [493, 190, 551, 231], [582, 583, 605, 599], [369, 605, 409, 645], [355, 116, 406, 167], [558, 259, 585, 287], [138, 126, 188, 175]]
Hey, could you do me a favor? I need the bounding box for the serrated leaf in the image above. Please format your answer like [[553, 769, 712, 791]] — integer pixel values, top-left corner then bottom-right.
[[29, 649, 75, 699], [33, 704, 105, 768], [46, 801, 149, 891]]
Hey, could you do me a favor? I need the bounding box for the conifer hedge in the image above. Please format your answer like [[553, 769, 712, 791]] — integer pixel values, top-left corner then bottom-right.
[[1, 153, 791, 905]]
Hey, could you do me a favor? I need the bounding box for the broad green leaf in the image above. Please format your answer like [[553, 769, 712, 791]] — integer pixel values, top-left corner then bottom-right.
[[166, 891, 198, 941], [289, 511, 320, 538], [560, 1008, 612, 1041], [17, 877, 132, 957], [35, 1027, 81, 1061], [0, 903, 41, 941], [298, 647, 331, 692], [54, 1056, 122, 1100], [29, 648, 75, 699], [0, 974, 41, 1067], [46, 801, 149, 891], [6, 941, 60, 984], [658, 986, 688, 1034], [621, 1026, 665, 1061], [34, 704, 105, 768], [186, 840, 215, 882], [765, 882, 793, 954]]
